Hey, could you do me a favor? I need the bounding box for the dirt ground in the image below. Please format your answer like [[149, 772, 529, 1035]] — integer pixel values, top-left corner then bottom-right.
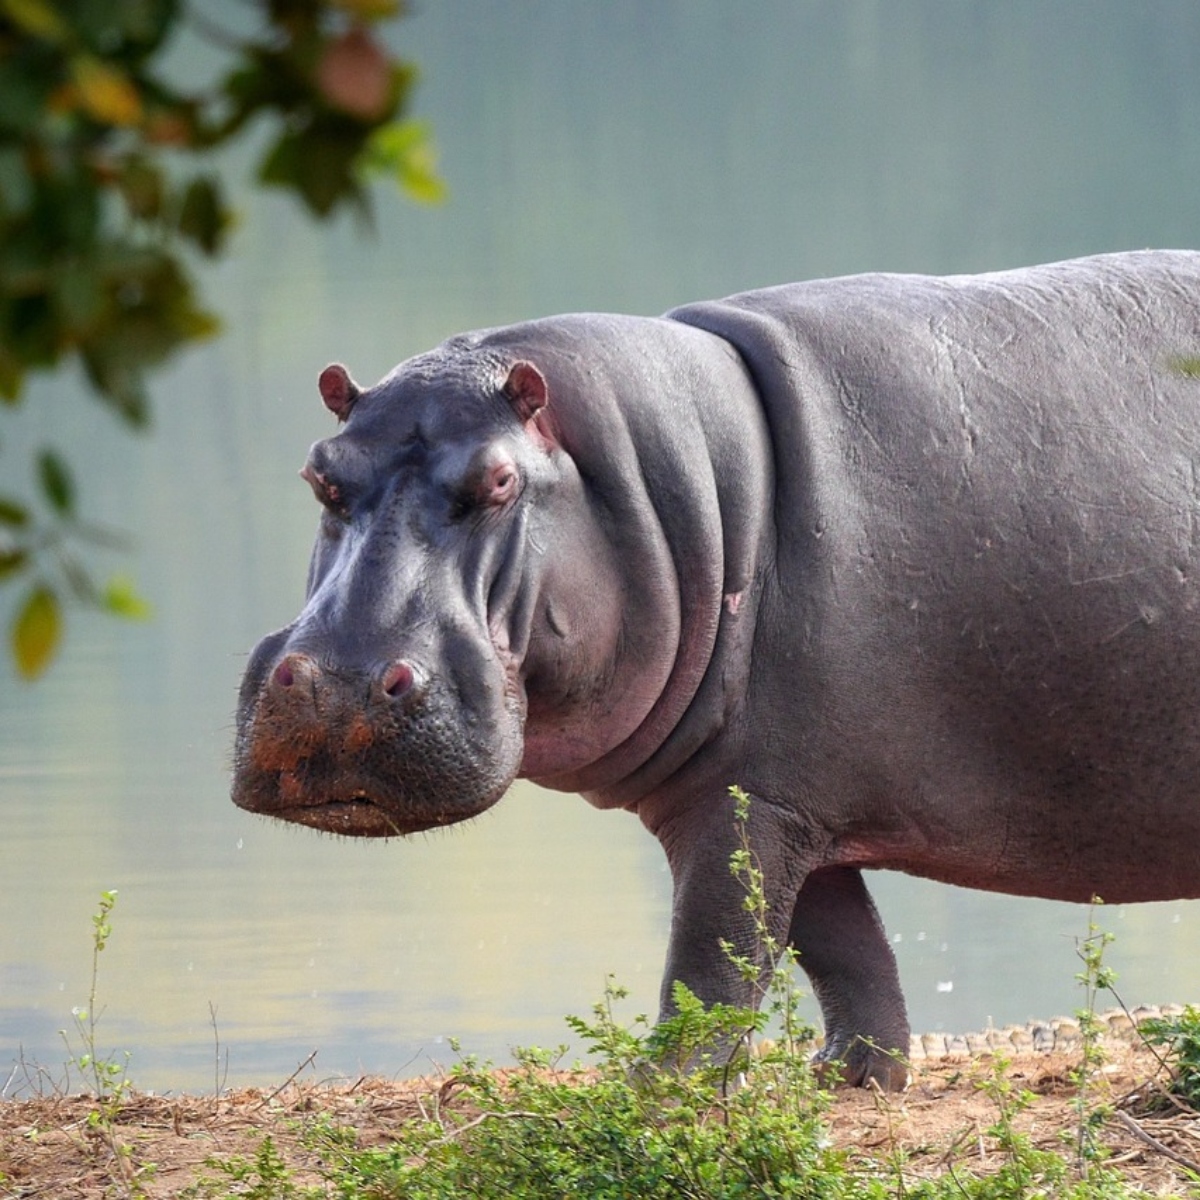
[[3, 1037, 1200, 1197]]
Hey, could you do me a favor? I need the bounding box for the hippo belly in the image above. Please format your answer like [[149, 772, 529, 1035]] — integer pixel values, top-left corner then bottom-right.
[[769, 325, 1200, 904], [234, 249, 1200, 1090]]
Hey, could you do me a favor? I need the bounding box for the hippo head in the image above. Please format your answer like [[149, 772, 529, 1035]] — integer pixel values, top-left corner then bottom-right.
[[232, 331, 686, 836]]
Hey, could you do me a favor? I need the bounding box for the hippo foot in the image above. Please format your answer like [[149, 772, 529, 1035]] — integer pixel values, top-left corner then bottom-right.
[[813, 1037, 910, 1091]]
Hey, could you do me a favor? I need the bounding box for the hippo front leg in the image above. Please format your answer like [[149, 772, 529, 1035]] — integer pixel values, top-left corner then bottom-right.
[[788, 866, 910, 1089], [653, 793, 808, 1055]]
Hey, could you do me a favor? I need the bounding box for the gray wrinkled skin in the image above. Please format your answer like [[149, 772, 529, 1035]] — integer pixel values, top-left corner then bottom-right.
[[234, 251, 1200, 1088]]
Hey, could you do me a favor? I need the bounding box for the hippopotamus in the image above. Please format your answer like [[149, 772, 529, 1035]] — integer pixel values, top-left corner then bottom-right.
[[233, 250, 1200, 1087]]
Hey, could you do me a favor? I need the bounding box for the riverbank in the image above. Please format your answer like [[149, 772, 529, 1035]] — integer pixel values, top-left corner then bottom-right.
[[3, 1036, 1197, 1197]]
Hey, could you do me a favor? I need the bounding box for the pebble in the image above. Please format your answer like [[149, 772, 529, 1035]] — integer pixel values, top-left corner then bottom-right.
[[906, 1004, 1185, 1061]]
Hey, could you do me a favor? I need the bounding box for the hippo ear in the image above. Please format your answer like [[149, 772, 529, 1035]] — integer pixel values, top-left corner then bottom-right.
[[502, 361, 548, 424], [318, 363, 360, 422]]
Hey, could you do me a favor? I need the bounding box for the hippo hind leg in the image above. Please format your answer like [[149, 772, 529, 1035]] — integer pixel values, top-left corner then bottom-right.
[[788, 866, 911, 1089]]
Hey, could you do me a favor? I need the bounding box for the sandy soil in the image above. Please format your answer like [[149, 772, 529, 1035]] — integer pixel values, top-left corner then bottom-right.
[[3, 1039, 1199, 1197]]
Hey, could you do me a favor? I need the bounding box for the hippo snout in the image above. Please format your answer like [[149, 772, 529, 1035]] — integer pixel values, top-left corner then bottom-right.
[[232, 641, 523, 838], [268, 651, 427, 710]]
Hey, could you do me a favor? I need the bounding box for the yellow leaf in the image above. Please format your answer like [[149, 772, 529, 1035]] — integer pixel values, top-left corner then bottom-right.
[[1, 0, 69, 41], [12, 584, 61, 679], [71, 57, 143, 127], [332, 0, 401, 17]]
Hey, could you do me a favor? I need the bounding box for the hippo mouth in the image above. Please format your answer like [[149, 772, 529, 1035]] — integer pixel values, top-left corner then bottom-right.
[[235, 768, 504, 838], [269, 794, 458, 837], [232, 741, 513, 837], [231, 644, 525, 839]]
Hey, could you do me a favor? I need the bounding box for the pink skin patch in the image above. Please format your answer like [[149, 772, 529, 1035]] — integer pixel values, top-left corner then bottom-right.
[[723, 591, 744, 615], [318, 363, 360, 421], [300, 463, 342, 508], [502, 360, 560, 453], [381, 661, 414, 698], [502, 361, 548, 422], [476, 454, 519, 507]]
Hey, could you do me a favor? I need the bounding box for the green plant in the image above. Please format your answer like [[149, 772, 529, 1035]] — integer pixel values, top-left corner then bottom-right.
[[58, 888, 154, 1197], [61, 889, 131, 1103], [1139, 1004, 1200, 1110], [195, 1135, 321, 1200], [311, 996, 842, 1199], [3, 454, 151, 678], [973, 1054, 1043, 1194], [723, 785, 817, 1064], [1072, 897, 1118, 1173]]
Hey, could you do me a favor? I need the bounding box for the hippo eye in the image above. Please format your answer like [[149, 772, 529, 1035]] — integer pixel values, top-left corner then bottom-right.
[[485, 466, 518, 503], [453, 459, 520, 520]]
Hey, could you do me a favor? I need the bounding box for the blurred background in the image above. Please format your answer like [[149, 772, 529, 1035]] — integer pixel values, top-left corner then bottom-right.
[[4, 0, 1200, 1094]]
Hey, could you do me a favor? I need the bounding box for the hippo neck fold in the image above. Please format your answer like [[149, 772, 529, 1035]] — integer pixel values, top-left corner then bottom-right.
[[485, 315, 773, 809]]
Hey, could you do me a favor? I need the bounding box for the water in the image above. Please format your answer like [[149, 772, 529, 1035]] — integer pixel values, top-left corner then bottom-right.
[[4, 1, 1200, 1095]]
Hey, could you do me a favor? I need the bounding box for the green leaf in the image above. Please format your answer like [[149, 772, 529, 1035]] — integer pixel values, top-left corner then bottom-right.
[[362, 119, 447, 205], [0, 353, 23, 402], [0, 48, 63, 135], [11, 583, 61, 678], [0, 548, 28, 580], [177, 175, 231, 256], [37, 449, 75, 517], [0, 146, 32, 217], [5, 295, 57, 371], [92, 0, 177, 50], [259, 128, 364, 217], [117, 157, 165, 221], [52, 260, 107, 336], [81, 351, 151, 427], [0, 497, 29, 526], [1, 0, 70, 41], [102, 574, 152, 620]]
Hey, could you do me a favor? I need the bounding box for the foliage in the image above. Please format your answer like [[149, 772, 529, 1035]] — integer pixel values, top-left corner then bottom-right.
[[0, 0, 443, 675], [1140, 1004, 1200, 1110], [197, 1135, 323, 1200], [58, 889, 155, 1197], [61, 889, 130, 1103], [314, 1011, 841, 1200], [721, 785, 817, 1066], [1072, 898, 1118, 1172]]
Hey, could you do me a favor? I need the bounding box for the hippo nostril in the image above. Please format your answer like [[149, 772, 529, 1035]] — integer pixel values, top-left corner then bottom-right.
[[272, 652, 316, 691], [381, 660, 416, 698]]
